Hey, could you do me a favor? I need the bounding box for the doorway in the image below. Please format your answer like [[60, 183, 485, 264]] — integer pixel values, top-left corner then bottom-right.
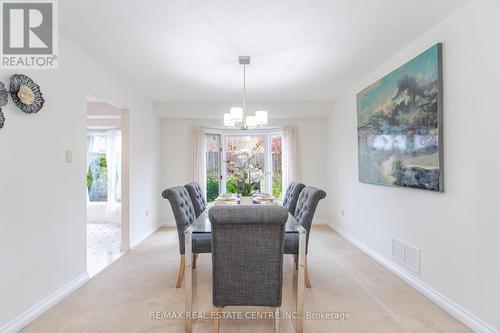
[[86, 98, 129, 276]]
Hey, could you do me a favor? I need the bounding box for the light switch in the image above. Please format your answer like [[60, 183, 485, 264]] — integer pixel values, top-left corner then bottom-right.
[[65, 150, 72, 163]]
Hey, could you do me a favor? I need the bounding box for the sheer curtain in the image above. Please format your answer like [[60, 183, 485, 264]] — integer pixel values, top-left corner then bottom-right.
[[86, 135, 95, 203], [105, 129, 121, 225], [282, 126, 300, 193], [87, 136, 104, 202], [188, 126, 207, 196]]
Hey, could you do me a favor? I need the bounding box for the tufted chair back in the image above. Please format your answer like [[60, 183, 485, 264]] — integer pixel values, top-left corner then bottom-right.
[[185, 181, 207, 218], [294, 186, 327, 251], [162, 186, 197, 254], [210, 205, 288, 307], [282, 181, 305, 215]]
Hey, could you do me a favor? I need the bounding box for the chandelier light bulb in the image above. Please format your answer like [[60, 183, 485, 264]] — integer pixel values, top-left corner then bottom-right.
[[230, 107, 243, 123]]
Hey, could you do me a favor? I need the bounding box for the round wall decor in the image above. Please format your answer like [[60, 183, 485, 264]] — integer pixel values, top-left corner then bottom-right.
[[0, 82, 7, 107], [9, 74, 45, 114], [0, 109, 4, 129]]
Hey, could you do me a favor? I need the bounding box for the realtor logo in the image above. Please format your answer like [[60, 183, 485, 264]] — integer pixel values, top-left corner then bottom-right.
[[1, 0, 58, 68]]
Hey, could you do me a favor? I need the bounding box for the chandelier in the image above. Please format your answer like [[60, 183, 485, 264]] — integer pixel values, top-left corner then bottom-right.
[[223, 56, 268, 129]]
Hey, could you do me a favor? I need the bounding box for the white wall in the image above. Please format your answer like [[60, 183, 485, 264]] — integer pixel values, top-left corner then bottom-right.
[[326, 0, 500, 331], [0, 36, 160, 330], [155, 101, 333, 119], [158, 113, 329, 225]]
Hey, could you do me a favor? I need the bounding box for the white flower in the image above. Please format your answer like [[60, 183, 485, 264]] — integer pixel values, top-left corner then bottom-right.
[[17, 85, 35, 105]]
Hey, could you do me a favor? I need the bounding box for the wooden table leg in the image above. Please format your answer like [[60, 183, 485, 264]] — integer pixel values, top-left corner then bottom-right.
[[176, 255, 185, 288]]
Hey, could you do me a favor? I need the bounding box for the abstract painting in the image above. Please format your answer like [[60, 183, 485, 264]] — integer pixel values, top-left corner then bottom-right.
[[357, 44, 443, 191]]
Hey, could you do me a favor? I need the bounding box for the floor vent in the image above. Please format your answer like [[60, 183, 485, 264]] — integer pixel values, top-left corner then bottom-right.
[[392, 238, 420, 274]]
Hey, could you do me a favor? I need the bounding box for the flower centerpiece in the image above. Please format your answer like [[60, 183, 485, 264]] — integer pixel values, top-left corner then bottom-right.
[[224, 141, 267, 197]]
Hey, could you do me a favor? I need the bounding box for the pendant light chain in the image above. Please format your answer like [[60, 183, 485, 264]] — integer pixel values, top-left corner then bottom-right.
[[243, 63, 246, 129]]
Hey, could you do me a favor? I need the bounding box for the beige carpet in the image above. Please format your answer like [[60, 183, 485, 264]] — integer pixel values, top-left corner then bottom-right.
[[23, 225, 470, 333]]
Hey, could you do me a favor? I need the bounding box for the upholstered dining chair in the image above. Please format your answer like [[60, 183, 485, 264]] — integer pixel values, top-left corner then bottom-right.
[[185, 181, 207, 218], [162, 186, 211, 288], [284, 186, 326, 288], [282, 181, 305, 215], [209, 205, 288, 333]]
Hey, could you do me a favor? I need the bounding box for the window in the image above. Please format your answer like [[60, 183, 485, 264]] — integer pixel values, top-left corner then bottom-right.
[[206, 134, 221, 202], [271, 135, 282, 198], [205, 131, 283, 201], [87, 134, 108, 202], [225, 135, 266, 194]]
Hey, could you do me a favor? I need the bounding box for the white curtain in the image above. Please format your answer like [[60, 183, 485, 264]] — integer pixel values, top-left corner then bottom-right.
[[105, 129, 121, 225], [188, 126, 207, 196], [86, 135, 95, 203], [282, 125, 300, 194]]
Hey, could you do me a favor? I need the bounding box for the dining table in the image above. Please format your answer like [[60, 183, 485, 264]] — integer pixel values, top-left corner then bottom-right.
[[183, 198, 307, 333]]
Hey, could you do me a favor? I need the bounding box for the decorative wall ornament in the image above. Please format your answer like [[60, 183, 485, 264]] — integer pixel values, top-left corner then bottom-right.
[[0, 75, 45, 130], [356, 43, 443, 192], [0, 82, 6, 129], [9, 74, 45, 114], [0, 82, 8, 107]]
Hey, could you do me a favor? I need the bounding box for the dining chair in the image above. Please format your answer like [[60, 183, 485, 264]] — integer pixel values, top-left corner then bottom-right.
[[162, 186, 211, 288], [284, 186, 326, 288], [282, 181, 305, 215], [209, 205, 288, 333], [184, 181, 207, 218]]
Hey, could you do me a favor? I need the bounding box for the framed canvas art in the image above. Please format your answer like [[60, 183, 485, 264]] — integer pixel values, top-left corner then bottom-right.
[[357, 43, 443, 191]]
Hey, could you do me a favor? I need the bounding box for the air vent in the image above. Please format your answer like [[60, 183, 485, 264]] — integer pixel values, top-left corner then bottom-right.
[[392, 238, 420, 274]]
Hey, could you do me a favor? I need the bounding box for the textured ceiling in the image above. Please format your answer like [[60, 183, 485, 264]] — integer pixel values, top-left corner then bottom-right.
[[60, 0, 466, 102]]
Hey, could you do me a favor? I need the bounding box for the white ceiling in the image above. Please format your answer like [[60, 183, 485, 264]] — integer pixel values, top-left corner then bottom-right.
[[60, 0, 466, 102]]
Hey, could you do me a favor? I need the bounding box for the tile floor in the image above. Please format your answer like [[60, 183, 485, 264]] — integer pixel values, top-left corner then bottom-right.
[[24, 225, 471, 332], [87, 223, 123, 277]]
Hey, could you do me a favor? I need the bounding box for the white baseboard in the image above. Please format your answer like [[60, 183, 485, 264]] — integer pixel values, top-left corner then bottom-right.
[[328, 224, 498, 333], [0, 273, 89, 333]]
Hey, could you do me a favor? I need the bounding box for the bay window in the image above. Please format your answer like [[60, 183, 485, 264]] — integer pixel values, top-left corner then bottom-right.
[[205, 131, 283, 202]]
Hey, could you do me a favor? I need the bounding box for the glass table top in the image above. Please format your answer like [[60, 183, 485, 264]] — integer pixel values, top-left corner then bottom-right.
[[190, 210, 303, 233]]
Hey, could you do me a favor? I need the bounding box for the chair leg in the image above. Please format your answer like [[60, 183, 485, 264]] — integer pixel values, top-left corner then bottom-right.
[[175, 255, 185, 288], [213, 307, 221, 333], [274, 307, 280, 333], [193, 253, 198, 269], [294, 255, 298, 270], [305, 255, 312, 288]]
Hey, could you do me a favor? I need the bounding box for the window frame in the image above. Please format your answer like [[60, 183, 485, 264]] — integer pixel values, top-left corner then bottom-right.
[[205, 128, 284, 198]]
